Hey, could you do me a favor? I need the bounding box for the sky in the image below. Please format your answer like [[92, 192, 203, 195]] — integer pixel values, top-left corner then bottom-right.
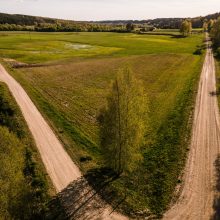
[[0, 0, 220, 21]]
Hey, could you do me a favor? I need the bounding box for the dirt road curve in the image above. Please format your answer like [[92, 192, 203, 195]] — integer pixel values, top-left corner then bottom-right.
[[0, 65, 127, 220], [164, 43, 220, 219]]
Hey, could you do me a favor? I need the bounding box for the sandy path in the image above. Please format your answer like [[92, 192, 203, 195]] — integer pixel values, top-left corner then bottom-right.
[[164, 42, 220, 219], [0, 64, 127, 220]]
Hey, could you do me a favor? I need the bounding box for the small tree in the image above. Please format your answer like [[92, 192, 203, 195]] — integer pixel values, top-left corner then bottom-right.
[[100, 67, 148, 175], [180, 20, 192, 37], [203, 20, 208, 32], [126, 22, 134, 32], [210, 18, 220, 47], [208, 19, 215, 32]]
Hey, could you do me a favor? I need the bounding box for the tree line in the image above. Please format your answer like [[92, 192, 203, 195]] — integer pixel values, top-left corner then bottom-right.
[[1, 12, 220, 33], [0, 22, 127, 32]]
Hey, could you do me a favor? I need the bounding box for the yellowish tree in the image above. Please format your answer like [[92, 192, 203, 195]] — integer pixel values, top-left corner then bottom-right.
[[208, 19, 215, 32], [100, 67, 148, 175], [203, 20, 208, 32], [180, 20, 192, 37]]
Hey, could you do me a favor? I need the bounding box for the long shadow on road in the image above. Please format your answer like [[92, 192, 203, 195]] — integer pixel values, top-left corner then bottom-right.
[[45, 168, 124, 220]]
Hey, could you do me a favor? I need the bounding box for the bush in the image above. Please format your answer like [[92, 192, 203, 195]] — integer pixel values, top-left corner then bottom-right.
[[0, 83, 50, 219]]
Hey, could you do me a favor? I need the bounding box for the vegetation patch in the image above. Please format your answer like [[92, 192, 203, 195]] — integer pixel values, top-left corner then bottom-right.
[[0, 82, 54, 219]]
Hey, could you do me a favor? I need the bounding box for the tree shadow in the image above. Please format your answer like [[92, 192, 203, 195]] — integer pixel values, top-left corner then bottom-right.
[[171, 35, 186, 39], [45, 168, 125, 220], [209, 91, 220, 96], [212, 155, 220, 220]]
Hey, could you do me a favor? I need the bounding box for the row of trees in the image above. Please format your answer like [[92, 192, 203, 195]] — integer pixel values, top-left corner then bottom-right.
[[0, 22, 126, 32], [203, 19, 215, 32], [0, 22, 156, 33]]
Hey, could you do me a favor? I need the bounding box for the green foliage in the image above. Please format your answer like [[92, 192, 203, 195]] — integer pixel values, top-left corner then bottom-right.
[[0, 83, 50, 219], [180, 20, 192, 37], [100, 67, 147, 174], [211, 17, 220, 47], [0, 85, 25, 138], [208, 19, 215, 32], [126, 23, 135, 32], [0, 126, 25, 219], [23, 148, 49, 218], [203, 20, 208, 32]]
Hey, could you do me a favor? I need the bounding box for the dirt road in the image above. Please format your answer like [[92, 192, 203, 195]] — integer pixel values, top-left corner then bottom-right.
[[164, 43, 220, 219], [0, 64, 127, 220]]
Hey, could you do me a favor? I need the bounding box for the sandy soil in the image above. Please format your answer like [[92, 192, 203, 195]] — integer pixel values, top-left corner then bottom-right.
[[163, 42, 220, 219], [0, 64, 127, 219]]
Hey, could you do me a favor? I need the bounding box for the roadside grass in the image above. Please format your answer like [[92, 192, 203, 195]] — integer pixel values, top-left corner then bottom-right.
[[0, 82, 55, 219], [215, 59, 220, 104], [1, 32, 205, 217], [0, 32, 203, 63]]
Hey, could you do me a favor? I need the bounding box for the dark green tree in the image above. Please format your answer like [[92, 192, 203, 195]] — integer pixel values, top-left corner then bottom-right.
[[126, 22, 134, 32]]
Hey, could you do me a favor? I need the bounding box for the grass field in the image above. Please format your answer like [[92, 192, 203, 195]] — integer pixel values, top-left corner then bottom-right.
[[1, 31, 205, 217], [0, 31, 202, 63]]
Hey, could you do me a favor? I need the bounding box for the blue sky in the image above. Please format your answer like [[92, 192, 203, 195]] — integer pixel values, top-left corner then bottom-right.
[[0, 0, 219, 21]]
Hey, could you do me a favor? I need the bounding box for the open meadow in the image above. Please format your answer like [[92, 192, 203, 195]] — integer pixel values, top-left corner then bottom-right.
[[0, 31, 205, 216]]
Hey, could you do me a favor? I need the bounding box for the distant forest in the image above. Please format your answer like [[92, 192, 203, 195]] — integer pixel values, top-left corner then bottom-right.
[[0, 12, 219, 32]]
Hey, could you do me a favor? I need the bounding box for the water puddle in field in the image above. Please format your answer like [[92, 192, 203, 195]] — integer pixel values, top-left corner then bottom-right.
[[65, 43, 93, 50]]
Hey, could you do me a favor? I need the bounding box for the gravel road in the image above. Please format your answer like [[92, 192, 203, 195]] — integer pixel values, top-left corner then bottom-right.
[[164, 42, 220, 220]]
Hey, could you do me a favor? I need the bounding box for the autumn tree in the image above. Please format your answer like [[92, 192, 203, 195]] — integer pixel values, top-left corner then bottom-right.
[[100, 67, 148, 175], [180, 20, 192, 37]]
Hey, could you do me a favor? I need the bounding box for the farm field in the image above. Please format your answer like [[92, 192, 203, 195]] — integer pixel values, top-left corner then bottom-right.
[[0, 31, 203, 62], [1, 31, 204, 216]]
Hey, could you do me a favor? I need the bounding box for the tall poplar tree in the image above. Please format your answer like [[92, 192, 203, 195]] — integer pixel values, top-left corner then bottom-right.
[[100, 67, 148, 175]]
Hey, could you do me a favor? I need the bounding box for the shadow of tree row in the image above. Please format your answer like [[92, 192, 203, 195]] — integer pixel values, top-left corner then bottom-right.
[[45, 168, 125, 220]]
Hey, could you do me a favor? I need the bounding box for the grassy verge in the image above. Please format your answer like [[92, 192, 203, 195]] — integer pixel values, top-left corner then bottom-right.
[[215, 58, 220, 104], [0, 82, 55, 219]]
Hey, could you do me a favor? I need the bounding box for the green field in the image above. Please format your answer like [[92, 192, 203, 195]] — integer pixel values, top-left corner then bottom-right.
[[0, 31, 203, 63], [1, 31, 205, 217]]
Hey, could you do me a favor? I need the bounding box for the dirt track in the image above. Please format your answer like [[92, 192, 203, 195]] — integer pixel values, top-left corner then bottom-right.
[[0, 64, 127, 220], [164, 42, 220, 219]]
